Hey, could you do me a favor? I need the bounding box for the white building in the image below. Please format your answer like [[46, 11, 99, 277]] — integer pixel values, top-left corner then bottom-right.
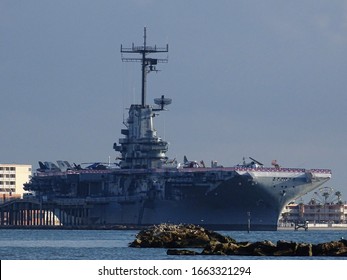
[[0, 164, 32, 199], [280, 202, 347, 224]]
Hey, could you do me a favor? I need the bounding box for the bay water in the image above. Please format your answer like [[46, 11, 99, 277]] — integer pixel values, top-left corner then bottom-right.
[[0, 229, 347, 260]]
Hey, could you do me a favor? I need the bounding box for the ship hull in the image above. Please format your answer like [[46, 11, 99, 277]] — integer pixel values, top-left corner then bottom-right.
[[87, 199, 279, 231], [39, 167, 331, 231]]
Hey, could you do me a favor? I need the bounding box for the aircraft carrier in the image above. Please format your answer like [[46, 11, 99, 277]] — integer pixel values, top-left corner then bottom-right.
[[23, 28, 331, 230]]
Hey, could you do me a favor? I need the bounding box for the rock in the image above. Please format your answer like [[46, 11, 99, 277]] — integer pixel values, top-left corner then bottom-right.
[[295, 243, 312, 256], [201, 240, 277, 256], [201, 241, 240, 255], [167, 249, 198, 255], [274, 240, 298, 256], [129, 223, 235, 248], [242, 240, 277, 256], [313, 240, 347, 256]]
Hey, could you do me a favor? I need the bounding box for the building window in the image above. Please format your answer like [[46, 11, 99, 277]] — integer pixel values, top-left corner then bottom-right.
[[10, 167, 15, 171]]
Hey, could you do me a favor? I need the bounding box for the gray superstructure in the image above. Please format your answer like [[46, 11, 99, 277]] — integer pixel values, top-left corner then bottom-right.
[[24, 29, 331, 230]]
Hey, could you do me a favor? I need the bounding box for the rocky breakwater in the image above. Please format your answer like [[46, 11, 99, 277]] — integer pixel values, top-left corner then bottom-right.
[[129, 223, 235, 250], [129, 224, 347, 257], [201, 239, 347, 256]]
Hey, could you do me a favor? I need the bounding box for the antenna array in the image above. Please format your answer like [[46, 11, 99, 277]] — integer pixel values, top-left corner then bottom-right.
[[121, 27, 169, 107]]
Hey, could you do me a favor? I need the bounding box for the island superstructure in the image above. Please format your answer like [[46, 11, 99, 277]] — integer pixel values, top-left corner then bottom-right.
[[23, 28, 331, 230]]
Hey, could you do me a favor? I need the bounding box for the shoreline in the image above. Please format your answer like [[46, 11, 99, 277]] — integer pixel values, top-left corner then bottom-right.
[[278, 225, 347, 231]]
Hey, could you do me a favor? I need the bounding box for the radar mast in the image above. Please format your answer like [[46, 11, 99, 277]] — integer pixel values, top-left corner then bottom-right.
[[121, 27, 168, 107]]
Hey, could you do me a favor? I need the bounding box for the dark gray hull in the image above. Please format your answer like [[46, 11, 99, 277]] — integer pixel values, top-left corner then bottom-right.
[[37, 167, 331, 230]]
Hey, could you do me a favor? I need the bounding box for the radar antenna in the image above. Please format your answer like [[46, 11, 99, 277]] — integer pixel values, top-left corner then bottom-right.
[[121, 27, 168, 107], [154, 95, 172, 111]]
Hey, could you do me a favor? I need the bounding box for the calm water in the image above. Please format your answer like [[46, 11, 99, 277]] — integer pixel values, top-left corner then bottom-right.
[[0, 229, 347, 260]]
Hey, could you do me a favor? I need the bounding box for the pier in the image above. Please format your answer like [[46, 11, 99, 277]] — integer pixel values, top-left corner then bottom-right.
[[0, 197, 147, 230], [0, 197, 91, 227], [294, 220, 309, 231]]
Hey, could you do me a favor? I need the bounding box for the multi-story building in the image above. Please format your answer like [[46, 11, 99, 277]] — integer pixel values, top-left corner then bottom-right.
[[0, 164, 32, 200], [281, 202, 347, 224], [279, 187, 347, 228]]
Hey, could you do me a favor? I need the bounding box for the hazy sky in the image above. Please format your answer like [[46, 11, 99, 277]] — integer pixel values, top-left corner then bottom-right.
[[1, 0, 347, 201]]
